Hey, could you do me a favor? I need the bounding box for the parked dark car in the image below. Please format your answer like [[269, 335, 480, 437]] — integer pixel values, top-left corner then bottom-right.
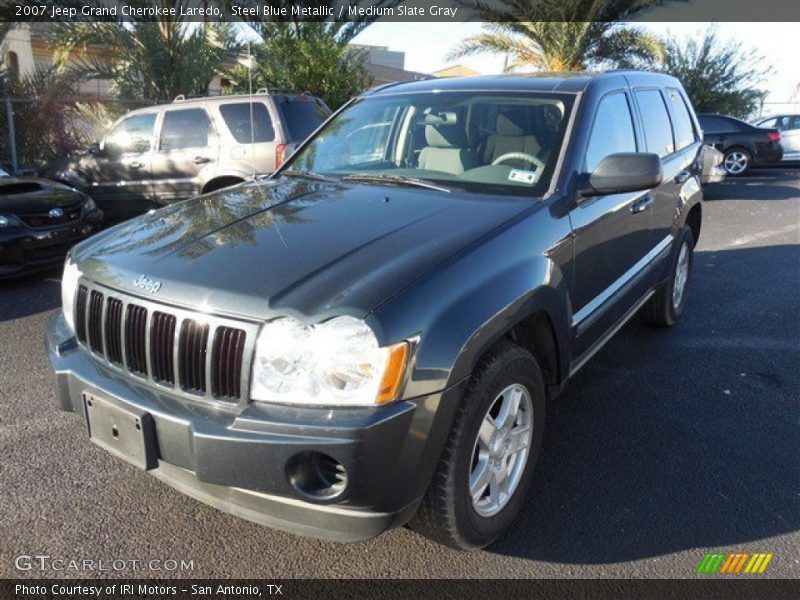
[[43, 91, 331, 223], [47, 71, 705, 550], [697, 113, 783, 175], [0, 168, 103, 278]]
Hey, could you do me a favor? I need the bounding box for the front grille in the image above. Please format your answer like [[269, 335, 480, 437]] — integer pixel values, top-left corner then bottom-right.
[[150, 312, 176, 385], [74, 282, 252, 403], [19, 206, 81, 229], [105, 297, 124, 365], [75, 285, 88, 343], [179, 320, 209, 394], [88, 290, 104, 353], [211, 326, 246, 400], [125, 304, 148, 376]]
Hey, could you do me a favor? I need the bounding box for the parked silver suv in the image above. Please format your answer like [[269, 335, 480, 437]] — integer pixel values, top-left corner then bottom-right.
[[45, 91, 331, 222]]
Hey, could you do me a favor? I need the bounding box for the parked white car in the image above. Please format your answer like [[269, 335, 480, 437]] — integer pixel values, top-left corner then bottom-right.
[[752, 115, 800, 161]]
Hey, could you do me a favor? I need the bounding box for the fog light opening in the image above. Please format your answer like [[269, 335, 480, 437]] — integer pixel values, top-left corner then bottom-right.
[[287, 452, 348, 500]]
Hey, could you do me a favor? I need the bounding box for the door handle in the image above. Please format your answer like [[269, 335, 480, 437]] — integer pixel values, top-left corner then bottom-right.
[[674, 170, 692, 184], [129, 161, 144, 169], [193, 156, 211, 165], [630, 196, 654, 214]]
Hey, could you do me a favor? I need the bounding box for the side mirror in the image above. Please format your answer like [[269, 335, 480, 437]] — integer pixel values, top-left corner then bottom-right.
[[579, 152, 663, 197]]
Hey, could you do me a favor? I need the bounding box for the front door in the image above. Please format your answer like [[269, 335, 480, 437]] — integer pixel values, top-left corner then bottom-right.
[[84, 111, 158, 221], [569, 91, 656, 359], [150, 107, 218, 205]]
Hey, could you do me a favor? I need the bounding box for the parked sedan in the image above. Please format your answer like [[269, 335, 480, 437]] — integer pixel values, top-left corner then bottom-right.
[[752, 114, 800, 162], [697, 114, 783, 175], [0, 168, 103, 278]]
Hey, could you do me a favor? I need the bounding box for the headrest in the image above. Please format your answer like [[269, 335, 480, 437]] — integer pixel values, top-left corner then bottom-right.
[[496, 109, 532, 137], [424, 111, 468, 148]]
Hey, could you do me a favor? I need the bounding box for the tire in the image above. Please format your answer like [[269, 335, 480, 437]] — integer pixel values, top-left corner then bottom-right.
[[722, 147, 752, 176], [409, 341, 546, 550], [641, 227, 695, 327]]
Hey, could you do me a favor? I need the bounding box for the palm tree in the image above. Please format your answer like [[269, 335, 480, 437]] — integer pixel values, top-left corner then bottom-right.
[[448, 0, 669, 72], [51, 2, 240, 103]]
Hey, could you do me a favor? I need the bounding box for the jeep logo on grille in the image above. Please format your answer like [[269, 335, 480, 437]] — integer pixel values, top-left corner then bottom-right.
[[133, 275, 162, 295]]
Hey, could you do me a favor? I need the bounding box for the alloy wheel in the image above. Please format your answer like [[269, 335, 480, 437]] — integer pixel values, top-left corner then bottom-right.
[[672, 240, 690, 309], [723, 151, 749, 175], [469, 383, 533, 517]]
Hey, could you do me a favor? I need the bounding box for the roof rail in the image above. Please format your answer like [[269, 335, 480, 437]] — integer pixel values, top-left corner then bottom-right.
[[173, 94, 185, 102], [255, 88, 269, 95]]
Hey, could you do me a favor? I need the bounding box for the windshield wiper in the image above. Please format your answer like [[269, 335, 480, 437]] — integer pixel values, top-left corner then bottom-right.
[[342, 173, 453, 193], [280, 170, 334, 182]]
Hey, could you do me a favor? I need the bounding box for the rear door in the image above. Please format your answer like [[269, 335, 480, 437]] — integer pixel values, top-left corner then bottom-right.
[[150, 106, 218, 204], [633, 87, 700, 248], [217, 100, 278, 174], [569, 90, 656, 356]]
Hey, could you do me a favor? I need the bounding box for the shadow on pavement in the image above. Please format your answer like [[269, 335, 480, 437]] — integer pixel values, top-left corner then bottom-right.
[[488, 243, 800, 564], [0, 268, 62, 322]]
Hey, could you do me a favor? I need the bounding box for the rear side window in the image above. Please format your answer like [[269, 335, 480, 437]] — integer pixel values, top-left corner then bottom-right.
[[160, 109, 211, 150], [666, 89, 696, 151], [635, 89, 674, 157], [278, 97, 331, 141], [700, 115, 744, 133], [584, 92, 637, 172], [219, 102, 275, 143]]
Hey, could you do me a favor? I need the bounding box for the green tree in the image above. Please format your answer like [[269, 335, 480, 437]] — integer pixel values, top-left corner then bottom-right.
[[448, 0, 667, 71], [52, 2, 240, 103], [226, 21, 372, 110], [659, 27, 770, 118]]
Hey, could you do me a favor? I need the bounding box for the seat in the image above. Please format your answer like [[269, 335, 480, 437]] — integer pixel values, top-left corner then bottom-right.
[[417, 112, 478, 175], [482, 109, 542, 166]]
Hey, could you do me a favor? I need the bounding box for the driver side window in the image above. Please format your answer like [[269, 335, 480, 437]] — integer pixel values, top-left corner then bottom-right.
[[104, 113, 156, 154], [584, 92, 637, 172]]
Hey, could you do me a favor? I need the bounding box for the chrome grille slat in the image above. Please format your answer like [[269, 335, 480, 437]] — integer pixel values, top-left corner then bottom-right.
[[74, 279, 255, 407]]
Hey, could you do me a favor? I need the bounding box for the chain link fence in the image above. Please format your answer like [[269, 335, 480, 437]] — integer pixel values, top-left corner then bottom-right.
[[0, 95, 157, 174]]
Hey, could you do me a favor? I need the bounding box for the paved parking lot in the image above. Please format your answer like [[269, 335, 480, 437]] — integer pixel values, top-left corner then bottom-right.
[[1, 170, 798, 579]]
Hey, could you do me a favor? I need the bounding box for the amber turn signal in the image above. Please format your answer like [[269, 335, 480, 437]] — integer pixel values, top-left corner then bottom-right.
[[376, 342, 409, 405]]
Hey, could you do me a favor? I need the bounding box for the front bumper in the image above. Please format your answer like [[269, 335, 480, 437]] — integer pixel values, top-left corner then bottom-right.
[[46, 312, 463, 542], [0, 213, 102, 277]]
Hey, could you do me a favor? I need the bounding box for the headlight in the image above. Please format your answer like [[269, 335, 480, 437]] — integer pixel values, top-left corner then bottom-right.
[[61, 256, 82, 333], [0, 215, 8, 228], [82, 196, 97, 212], [251, 316, 408, 406]]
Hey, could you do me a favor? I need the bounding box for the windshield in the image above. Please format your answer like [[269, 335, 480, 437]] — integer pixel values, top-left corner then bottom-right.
[[284, 91, 575, 196]]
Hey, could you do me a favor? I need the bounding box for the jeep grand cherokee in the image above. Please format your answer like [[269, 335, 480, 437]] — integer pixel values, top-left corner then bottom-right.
[[47, 71, 704, 550]]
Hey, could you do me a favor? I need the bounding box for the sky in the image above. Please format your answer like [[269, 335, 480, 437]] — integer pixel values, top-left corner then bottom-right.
[[351, 22, 799, 109]]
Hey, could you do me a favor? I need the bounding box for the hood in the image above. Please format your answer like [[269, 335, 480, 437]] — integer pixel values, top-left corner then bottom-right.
[[74, 178, 532, 320], [0, 177, 83, 213]]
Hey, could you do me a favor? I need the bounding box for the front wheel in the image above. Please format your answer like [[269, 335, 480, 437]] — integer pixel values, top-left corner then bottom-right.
[[409, 341, 546, 550], [723, 148, 751, 176], [641, 227, 695, 327]]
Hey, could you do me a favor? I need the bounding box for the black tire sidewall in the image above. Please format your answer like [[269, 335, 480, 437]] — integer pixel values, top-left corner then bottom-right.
[[452, 351, 546, 547]]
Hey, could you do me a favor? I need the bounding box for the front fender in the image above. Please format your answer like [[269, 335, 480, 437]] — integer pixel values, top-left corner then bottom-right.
[[370, 204, 573, 401]]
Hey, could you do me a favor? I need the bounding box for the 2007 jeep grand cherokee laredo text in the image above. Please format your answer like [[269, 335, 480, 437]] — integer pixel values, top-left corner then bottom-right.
[[47, 72, 705, 550]]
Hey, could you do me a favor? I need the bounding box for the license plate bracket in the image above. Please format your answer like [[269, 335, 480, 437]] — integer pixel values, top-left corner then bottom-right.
[[83, 392, 157, 470]]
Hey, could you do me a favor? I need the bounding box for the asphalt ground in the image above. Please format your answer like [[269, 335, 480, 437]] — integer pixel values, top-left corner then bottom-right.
[[1, 169, 798, 579]]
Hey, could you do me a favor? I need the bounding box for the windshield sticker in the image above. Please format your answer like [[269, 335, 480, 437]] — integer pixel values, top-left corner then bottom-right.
[[508, 169, 537, 184]]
